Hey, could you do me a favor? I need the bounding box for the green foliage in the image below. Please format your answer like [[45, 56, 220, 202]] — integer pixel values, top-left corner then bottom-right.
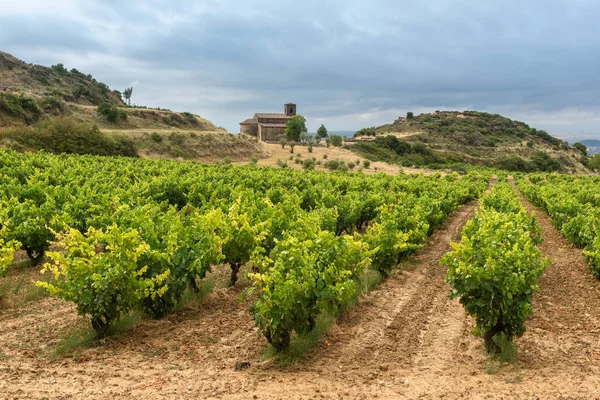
[[354, 127, 377, 137], [518, 174, 600, 279], [123, 87, 133, 106], [41, 96, 66, 115], [97, 102, 127, 123], [0, 147, 489, 351], [150, 132, 163, 143], [285, 115, 307, 142], [573, 142, 587, 156], [1, 117, 137, 157], [0, 211, 20, 276], [302, 158, 316, 170], [366, 200, 429, 276], [249, 217, 370, 351], [316, 124, 328, 139], [442, 183, 548, 353], [363, 160, 371, 169], [588, 154, 600, 171], [406, 112, 414, 119], [0, 92, 43, 124], [221, 200, 265, 286], [38, 225, 167, 336], [280, 137, 288, 149], [329, 134, 343, 147]]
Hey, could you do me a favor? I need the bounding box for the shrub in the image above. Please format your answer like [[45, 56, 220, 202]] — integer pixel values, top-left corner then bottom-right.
[[324, 160, 341, 170], [97, 102, 127, 123], [302, 158, 315, 170], [323, 154, 328, 159], [41, 96, 66, 115], [168, 132, 186, 146], [329, 134, 343, 147], [308, 143, 313, 153], [250, 156, 258, 165], [38, 226, 167, 336], [150, 132, 163, 143], [347, 161, 356, 170], [442, 184, 548, 353], [249, 218, 369, 350], [1, 118, 137, 157], [0, 92, 43, 124], [363, 160, 371, 169], [573, 142, 588, 156]]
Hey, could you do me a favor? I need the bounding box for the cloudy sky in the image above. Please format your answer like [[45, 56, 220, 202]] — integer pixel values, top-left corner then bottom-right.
[[1, 0, 599, 139]]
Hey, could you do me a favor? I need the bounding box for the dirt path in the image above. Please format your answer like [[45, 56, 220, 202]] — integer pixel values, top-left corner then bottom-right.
[[3, 186, 600, 399], [512, 180, 600, 374]]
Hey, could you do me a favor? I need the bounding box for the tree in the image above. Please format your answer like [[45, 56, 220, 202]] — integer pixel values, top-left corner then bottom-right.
[[329, 134, 343, 147], [280, 137, 288, 149], [573, 142, 588, 156], [588, 154, 600, 171], [123, 87, 133, 106], [317, 124, 328, 139], [407, 112, 414, 119], [285, 115, 307, 142]]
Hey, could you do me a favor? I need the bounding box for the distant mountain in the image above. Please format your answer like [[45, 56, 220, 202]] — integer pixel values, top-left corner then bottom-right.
[[309, 130, 355, 137], [579, 139, 600, 155], [349, 110, 590, 173]]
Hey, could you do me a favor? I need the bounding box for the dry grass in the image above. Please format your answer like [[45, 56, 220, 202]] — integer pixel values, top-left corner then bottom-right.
[[246, 142, 444, 175]]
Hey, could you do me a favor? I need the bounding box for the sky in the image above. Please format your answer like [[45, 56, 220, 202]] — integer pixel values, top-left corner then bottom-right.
[[1, 0, 599, 139]]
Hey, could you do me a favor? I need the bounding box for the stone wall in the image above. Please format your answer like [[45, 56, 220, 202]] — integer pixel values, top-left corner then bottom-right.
[[240, 123, 258, 136], [260, 126, 285, 142]]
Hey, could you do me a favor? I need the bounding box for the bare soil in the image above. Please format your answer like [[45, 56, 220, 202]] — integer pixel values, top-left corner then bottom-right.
[[1, 192, 600, 399]]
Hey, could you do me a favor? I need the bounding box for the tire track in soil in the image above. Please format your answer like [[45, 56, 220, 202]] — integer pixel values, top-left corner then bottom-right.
[[512, 179, 600, 372], [308, 199, 481, 377]]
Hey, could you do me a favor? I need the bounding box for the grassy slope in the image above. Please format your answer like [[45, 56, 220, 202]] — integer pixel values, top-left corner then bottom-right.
[[0, 51, 265, 161], [0, 50, 221, 131], [351, 111, 589, 173]]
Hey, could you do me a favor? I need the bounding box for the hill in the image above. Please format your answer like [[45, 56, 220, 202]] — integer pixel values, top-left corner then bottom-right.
[[0, 51, 267, 162], [350, 111, 590, 173], [0, 51, 221, 131]]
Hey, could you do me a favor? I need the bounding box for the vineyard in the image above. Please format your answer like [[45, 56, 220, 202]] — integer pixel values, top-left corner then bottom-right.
[[2, 149, 600, 398], [518, 174, 600, 277], [0, 149, 487, 344]]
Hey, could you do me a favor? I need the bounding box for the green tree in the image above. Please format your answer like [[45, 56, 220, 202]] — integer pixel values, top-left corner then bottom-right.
[[317, 124, 328, 139], [588, 154, 600, 171], [573, 142, 588, 156], [329, 134, 343, 147], [285, 115, 307, 142], [407, 112, 414, 119], [123, 87, 133, 106]]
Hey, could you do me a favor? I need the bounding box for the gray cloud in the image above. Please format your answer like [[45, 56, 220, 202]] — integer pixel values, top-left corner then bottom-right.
[[1, 0, 600, 136]]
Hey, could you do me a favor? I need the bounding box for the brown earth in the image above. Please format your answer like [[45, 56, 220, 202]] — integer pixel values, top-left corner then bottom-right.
[[1, 186, 600, 399]]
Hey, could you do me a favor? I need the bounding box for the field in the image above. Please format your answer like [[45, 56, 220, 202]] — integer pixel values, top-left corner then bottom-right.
[[1, 150, 600, 399]]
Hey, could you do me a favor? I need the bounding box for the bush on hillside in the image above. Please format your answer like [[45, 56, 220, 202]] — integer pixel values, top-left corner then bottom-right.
[[97, 102, 127, 123], [0, 117, 137, 157], [0, 92, 43, 124]]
